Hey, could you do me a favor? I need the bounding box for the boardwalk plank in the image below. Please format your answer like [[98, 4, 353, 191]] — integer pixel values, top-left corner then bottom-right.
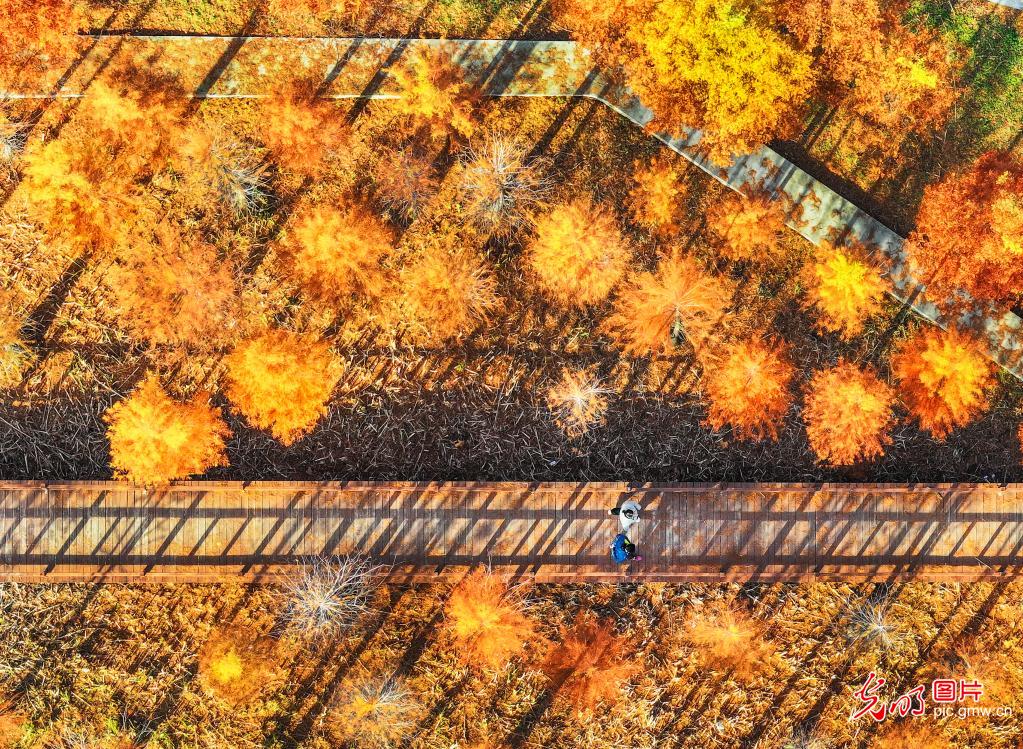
[[0, 481, 1022, 582]]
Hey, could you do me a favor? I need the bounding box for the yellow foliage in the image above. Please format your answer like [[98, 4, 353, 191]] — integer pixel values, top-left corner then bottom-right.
[[892, 327, 993, 440], [629, 155, 686, 235], [992, 193, 1023, 256], [686, 604, 778, 680], [398, 241, 499, 342], [542, 613, 635, 713], [527, 197, 631, 307], [707, 189, 789, 263], [803, 241, 887, 339], [108, 222, 239, 349], [76, 73, 185, 173], [803, 361, 894, 466], [20, 138, 132, 251], [605, 253, 733, 356], [281, 204, 392, 305], [702, 338, 794, 441], [550, 0, 623, 49], [197, 627, 280, 706], [390, 47, 477, 139], [104, 376, 230, 485], [624, 0, 815, 161], [546, 367, 609, 438], [224, 330, 342, 445], [445, 568, 537, 670], [259, 85, 349, 176]]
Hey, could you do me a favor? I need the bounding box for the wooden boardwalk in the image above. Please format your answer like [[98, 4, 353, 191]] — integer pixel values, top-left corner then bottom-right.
[[1, 481, 1022, 583]]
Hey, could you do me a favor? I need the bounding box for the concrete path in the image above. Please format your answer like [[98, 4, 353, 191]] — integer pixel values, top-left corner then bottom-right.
[[1, 480, 1021, 582], [5, 35, 1022, 377]]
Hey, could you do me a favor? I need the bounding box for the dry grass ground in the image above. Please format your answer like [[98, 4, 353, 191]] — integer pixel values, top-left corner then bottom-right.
[[1, 580, 1022, 748]]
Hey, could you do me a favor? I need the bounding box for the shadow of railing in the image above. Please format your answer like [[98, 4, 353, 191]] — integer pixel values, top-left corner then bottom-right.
[[2, 483, 1022, 580]]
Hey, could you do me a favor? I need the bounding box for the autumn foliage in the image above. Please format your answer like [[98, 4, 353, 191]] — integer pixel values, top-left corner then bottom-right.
[[629, 155, 686, 235], [906, 152, 1023, 308], [802, 241, 887, 339], [892, 328, 994, 440], [224, 330, 342, 445], [20, 138, 133, 252], [259, 84, 349, 176], [542, 613, 635, 713], [373, 144, 438, 221], [280, 203, 392, 305], [75, 72, 187, 175], [108, 222, 239, 349], [390, 47, 477, 139], [707, 188, 790, 264], [197, 628, 280, 706], [786, 0, 960, 156], [803, 361, 895, 465], [398, 242, 499, 341], [527, 197, 631, 307], [687, 604, 778, 679], [605, 254, 733, 355], [0, 0, 87, 86], [104, 376, 230, 485], [622, 0, 815, 161], [444, 568, 537, 670], [702, 339, 794, 441]]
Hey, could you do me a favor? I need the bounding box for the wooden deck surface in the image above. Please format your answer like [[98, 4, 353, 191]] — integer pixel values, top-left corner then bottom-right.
[[1, 481, 1021, 583]]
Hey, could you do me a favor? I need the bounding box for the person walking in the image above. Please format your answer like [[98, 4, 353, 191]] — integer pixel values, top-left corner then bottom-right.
[[609, 499, 641, 534], [610, 532, 642, 563], [609, 499, 643, 563]]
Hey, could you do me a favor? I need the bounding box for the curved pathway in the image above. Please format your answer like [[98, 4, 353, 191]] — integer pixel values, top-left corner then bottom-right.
[[4, 34, 1022, 378], [1, 481, 1021, 582]]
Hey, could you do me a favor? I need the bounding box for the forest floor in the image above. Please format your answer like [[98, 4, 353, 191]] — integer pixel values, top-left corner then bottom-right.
[[2, 580, 1023, 749], [2, 92, 1022, 483]]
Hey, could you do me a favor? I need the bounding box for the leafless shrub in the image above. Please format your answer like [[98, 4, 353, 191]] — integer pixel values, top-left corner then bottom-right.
[[458, 134, 550, 238], [373, 144, 438, 222], [210, 142, 271, 218], [782, 725, 830, 749], [325, 676, 419, 748], [847, 601, 905, 651], [545, 367, 609, 438], [279, 555, 382, 636]]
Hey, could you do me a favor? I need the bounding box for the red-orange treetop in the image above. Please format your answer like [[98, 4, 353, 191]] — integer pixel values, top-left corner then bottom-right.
[[906, 152, 1023, 308], [803, 361, 895, 466], [892, 327, 994, 440], [702, 338, 795, 442]]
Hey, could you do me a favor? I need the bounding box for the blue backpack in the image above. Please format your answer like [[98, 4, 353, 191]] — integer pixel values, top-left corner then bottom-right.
[[610, 533, 634, 563]]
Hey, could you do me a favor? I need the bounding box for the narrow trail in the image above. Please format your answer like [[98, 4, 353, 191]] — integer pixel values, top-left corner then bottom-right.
[[1, 481, 1021, 582]]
